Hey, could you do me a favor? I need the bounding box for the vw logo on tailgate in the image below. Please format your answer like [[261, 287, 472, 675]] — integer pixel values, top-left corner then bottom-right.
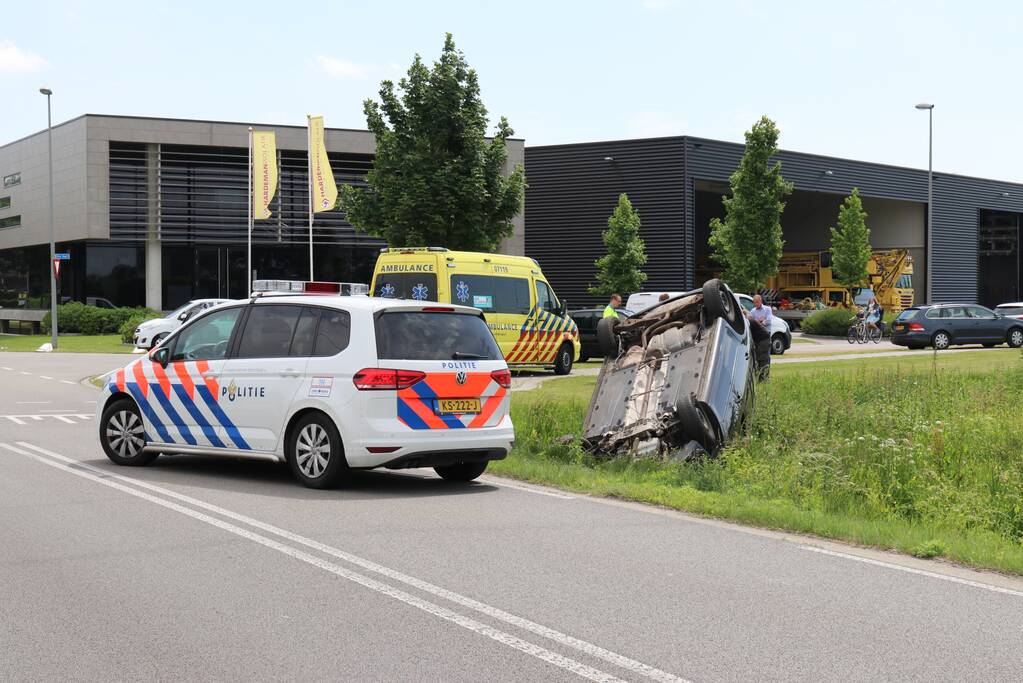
[[455, 370, 467, 385]]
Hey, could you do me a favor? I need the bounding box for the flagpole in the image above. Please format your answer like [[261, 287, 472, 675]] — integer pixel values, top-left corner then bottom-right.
[[247, 126, 253, 295], [307, 115, 314, 280]]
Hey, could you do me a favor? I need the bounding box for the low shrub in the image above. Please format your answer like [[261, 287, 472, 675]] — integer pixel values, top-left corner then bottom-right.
[[43, 303, 156, 336], [801, 308, 898, 336], [120, 311, 162, 344]]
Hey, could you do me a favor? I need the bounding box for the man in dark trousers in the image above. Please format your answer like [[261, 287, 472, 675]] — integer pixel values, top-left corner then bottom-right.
[[745, 294, 773, 380]]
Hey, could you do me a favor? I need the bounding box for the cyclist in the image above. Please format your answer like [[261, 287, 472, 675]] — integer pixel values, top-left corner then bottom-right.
[[865, 296, 882, 333]]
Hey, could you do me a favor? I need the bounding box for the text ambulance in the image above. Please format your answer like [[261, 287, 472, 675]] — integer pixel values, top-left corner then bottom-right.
[[371, 248, 580, 375]]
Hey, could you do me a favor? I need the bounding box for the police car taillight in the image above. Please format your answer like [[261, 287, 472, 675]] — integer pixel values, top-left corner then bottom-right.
[[490, 369, 512, 389], [251, 280, 369, 295], [353, 368, 426, 390]]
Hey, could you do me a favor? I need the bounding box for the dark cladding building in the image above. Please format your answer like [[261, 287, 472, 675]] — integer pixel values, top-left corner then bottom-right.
[[0, 115, 524, 312], [525, 136, 1023, 309]]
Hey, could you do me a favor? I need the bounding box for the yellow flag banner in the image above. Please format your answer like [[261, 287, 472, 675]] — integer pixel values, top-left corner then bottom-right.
[[252, 131, 278, 220], [308, 116, 338, 212]]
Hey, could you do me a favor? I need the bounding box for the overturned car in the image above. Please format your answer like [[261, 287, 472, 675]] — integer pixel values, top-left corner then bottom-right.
[[582, 280, 764, 459]]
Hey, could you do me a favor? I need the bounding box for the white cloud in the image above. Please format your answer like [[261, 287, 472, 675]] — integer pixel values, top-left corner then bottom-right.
[[312, 56, 374, 80], [641, 0, 676, 10], [0, 41, 48, 73], [626, 110, 687, 138]]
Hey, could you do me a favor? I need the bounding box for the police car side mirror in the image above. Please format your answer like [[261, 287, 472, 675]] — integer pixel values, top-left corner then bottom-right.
[[151, 346, 170, 368]]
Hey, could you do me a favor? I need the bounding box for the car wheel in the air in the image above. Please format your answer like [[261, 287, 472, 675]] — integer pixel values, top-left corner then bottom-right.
[[100, 398, 157, 466], [770, 334, 786, 355], [434, 460, 488, 482], [1008, 327, 1023, 348], [702, 278, 744, 333], [932, 331, 951, 350], [288, 412, 349, 489], [596, 317, 620, 358], [553, 343, 574, 375], [675, 393, 719, 454]]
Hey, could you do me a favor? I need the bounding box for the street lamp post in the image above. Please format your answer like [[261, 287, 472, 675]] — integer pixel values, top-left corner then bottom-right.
[[915, 103, 934, 304], [40, 87, 57, 349]]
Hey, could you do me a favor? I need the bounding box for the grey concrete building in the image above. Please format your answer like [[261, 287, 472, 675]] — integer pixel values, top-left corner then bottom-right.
[[0, 114, 525, 313], [525, 136, 1023, 309]]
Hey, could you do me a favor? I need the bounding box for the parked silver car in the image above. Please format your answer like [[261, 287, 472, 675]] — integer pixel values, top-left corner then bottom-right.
[[582, 280, 757, 460]]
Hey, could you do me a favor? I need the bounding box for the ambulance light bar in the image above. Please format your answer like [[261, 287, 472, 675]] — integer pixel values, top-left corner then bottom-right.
[[251, 280, 369, 296]]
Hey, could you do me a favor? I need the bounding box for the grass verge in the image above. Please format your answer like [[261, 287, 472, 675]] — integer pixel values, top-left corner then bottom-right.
[[492, 349, 1023, 575], [0, 334, 134, 354]]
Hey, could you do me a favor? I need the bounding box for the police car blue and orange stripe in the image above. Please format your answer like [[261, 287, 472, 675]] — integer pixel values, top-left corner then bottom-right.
[[107, 357, 250, 450], [396, 372, 508, 430]]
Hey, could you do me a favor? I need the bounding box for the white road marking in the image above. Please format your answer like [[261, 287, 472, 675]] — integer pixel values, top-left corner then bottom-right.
[[1, 442, 632, 683], [1, 367, 12, 371], [53, 415, 75, 424], [18, 371, 30, 375], [39, 375, 53, 380], [14, 441, 689, 683], [5, 416, 25, 425], [61, 380, 76, 385], [481, 476, 576, 499], [0, 414, 91, 423], [16, 401, 51, 405], [801, 545, 1023, 599]]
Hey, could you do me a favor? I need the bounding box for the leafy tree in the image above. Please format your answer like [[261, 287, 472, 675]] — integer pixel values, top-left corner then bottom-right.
[[340, 33, 525, 251], [589, 193, 648, 296], [829, 187, 872, 296], [708, 116, 794, 293]]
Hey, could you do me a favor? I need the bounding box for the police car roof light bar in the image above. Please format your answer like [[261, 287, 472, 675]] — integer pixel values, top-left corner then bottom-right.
[[250, 280, 369, 296]]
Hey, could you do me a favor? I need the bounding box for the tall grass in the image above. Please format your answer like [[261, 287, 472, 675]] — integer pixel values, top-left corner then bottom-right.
[[495, 355, 1023, 573]]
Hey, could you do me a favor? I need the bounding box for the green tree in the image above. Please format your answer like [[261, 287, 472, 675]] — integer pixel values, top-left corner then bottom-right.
[[340, 33, 525, 251], [589, 193, 648, 296], [829, 187, 872, 296], [708, 116, 794, 292]]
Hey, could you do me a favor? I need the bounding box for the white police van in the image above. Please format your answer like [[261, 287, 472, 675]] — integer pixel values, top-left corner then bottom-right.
[[97, 281, 514, 488]]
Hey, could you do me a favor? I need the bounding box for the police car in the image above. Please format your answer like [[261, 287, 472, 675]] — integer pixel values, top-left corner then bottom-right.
[[97, 281, 515, 488]]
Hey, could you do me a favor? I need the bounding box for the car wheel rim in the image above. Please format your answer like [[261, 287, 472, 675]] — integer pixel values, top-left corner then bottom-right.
[[296, 424, 330, 478], [1012, 331, 1023, 346], [561, 350, 571, 367], [107, 410, 144, 458], [936, 334, 949, 349]]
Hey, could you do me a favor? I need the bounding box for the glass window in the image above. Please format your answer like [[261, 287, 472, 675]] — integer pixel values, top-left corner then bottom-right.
[[738, 297, 754, 312], [236, 305, 303, 358], [940, 306, 968, 319], [896, 309, 920, 321], [0, 196, 10, 209], [375, 273, 438, 301], [536, 280, 555, 313], [170, 307, 241, 362], [968, 306, 995, 319], [995, 305, 1023, 317], [375, 312, 501, 361], [897, 274, 913, 289], [2, 173, 20, 188], [449, 275, 531, 314], [290, 307, 320, 357], [0, 215, 21, 229], [313, 309, 351, 356]]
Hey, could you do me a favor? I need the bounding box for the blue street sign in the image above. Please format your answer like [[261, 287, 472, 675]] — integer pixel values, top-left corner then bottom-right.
[[55, 252, 70, 260]]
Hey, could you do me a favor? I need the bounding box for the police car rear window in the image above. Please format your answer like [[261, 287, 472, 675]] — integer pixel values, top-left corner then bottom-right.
[[375, 312, 501, 361]]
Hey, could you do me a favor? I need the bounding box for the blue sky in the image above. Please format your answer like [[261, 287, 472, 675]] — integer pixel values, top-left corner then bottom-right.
[[3, 0, 1021, 181]]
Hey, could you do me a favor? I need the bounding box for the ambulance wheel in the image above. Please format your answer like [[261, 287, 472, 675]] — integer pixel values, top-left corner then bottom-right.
[[100, 398, 157, 466], [553, 343, 574, 375], [288, 412, 349, 489], [434, 460, 488, 482]]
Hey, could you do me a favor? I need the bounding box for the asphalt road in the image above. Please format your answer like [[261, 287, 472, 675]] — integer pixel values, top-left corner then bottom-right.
[[3, 351, 1023, 681]]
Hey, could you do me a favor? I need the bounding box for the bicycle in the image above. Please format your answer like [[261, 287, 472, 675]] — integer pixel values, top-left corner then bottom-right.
[[846, 313, 882, 344]]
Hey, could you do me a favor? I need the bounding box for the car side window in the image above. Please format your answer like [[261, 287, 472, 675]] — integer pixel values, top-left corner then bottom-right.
[[968, 306, 994, 319], [313, 309, 352, 356], [536, 280, 555, 313], [290, 307, 320, 357], [235, 305, 303, 359], [739, 298, 754, 312], [170, 307, 242, 362]]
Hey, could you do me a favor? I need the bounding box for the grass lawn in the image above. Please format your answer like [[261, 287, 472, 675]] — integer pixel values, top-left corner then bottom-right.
[[0, 334, 134, 354], [493, 348, 1023, 575]]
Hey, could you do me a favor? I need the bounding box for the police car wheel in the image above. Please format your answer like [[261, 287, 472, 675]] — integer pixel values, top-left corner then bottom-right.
[[100, 398, 157, 466], [434, 460, 488, 482], [553, 343, 573, 375], [288, 413, 348, 489]]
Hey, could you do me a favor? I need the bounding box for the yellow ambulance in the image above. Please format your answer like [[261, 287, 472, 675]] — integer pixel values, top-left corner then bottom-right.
[[370, 248, 580, 374]]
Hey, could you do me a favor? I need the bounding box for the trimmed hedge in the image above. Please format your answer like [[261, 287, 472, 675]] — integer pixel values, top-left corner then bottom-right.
[[120, 312, 163, 344], [42, 302, 157, 337], [801, 308, 898, 336]]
